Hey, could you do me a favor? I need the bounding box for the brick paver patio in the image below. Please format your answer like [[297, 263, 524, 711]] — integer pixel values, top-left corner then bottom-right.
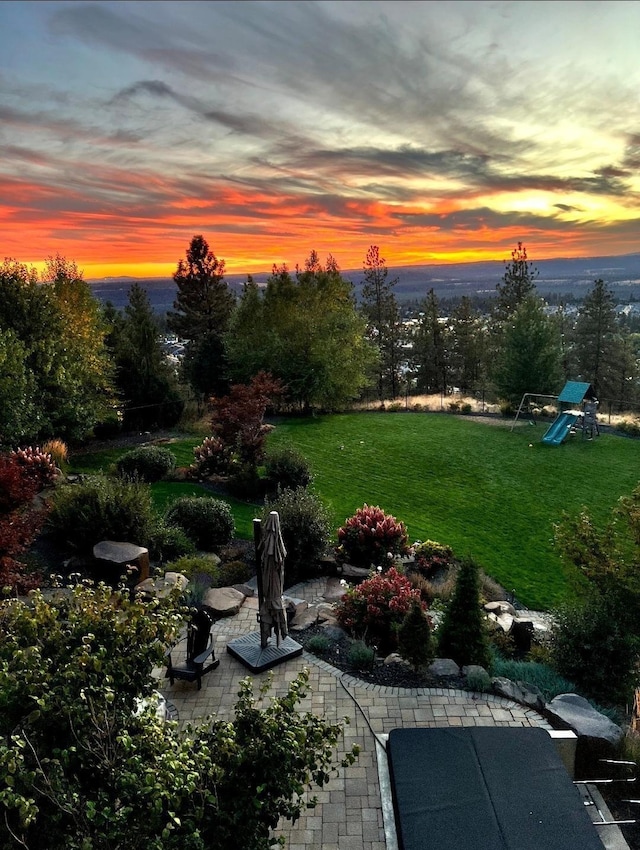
[[159, 577, 554, 850]]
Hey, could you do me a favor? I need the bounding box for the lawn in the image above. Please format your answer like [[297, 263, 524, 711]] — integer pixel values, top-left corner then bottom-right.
[[69, 413, 640, 610], [265, 413, 640, 610]]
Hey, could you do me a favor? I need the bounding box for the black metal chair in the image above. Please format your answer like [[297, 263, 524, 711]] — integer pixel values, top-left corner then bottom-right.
[[165, 608, 219, 690]]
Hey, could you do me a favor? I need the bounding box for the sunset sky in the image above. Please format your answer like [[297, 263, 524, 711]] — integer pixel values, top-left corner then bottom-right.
[[2, 0, 640, 279]]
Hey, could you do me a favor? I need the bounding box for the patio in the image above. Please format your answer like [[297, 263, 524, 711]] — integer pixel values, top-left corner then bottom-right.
[[159, 577, 618, 850]]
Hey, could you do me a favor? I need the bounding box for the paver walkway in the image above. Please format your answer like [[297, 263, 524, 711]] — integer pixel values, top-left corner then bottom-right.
[[159, 577, 554, 850]]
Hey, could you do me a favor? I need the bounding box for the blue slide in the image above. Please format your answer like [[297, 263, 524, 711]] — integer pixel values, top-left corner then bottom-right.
[[542, 412, 579, 445]]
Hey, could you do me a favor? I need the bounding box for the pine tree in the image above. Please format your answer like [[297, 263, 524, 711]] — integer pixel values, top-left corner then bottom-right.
[[572, 278, 622, 400], [493, 242, 538, 323], [398, 600, 434, 671], [110, 283, 183, 429], [167, 236, 235, 401], [360, 246, 404, 399], [412, 288, 449, 394], [494, 295, 562, 405], [437, 558, 491, 669], [449, 296, 486, 393]]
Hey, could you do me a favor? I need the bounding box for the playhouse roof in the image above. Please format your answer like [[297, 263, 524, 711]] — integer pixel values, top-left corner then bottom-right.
[[557, 381, 597, 404]]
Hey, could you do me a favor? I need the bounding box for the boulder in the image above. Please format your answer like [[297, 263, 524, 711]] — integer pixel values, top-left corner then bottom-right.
[[232, 583, 255, 598], [202, 586, 247, 618], [315, 602, 338, 622], [428, 658, 460, 677], [321, 624, 349, 642], [283, 596, 308, 625], [136, 571, 188, 599], [384, 652, 412, 668], [323, 576, 348, 602], [337, 564, 371, 580], [92, 540, 150, 584], [545, 693, 624, 779], [289, 607, 320, 630], [485, 600, 517, 617], [491, 676, 546, 711]]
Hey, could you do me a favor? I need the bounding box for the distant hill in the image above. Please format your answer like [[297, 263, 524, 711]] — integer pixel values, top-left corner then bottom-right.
[[88, 253, 640, 312]]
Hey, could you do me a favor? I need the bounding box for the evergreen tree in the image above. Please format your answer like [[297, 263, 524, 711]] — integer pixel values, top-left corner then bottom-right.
[[492, 242, 538, 323], [572, 278, 622, 400], [167, 236, 235, 401], [109, 283, 184, 430], [437, 558, 491, 669], [494, 295, 562, 406], [449, 296, 486, 393], [398, 600, 434, 671], [412, 288, 449, 394], [360, 246, 403, 399]]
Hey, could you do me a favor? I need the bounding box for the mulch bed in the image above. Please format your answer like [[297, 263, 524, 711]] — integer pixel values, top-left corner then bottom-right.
[[294, 623, 467, 691]]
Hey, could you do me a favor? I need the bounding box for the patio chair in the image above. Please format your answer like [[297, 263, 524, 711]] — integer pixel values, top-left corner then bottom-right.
[[165, 608, 219, 690]]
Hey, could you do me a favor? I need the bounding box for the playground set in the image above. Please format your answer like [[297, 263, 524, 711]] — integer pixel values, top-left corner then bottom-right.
[[511, 381, 600, 445]]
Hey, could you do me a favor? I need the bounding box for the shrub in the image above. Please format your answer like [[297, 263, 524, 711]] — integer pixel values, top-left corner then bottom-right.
[[335, 567, 423, 653], [461, 403, 472, 414], [398, 599, 434, 670], [48, 475, 156, 555], [447, 401, 460, 413], [227, 462, 264, 500], [147, 520, 196, 563], [0, 454, 45, 593], [412, 539, 454, 576], [264, 444, 312, 493], [10, 445, 58, 490], [217, 559, 252, 587], [306, 634, 330, 655], [116, 445, 176, 483], [335, 504, 409, 569], [264, 488, 331, 585], [164, 554, 221, 585], [490, 658, 577, 702], [550, 594, 639, 706], [388, 402, 403, 412], [466, 668, 492, 692], [437, 558, 491, 668], [192, 435, 229, 477], [165, 496, 235, 551], [347, 639, 376, 668]]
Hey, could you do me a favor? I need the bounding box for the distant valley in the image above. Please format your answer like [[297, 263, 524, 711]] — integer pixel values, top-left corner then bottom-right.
[[88, 252, 640, 313]]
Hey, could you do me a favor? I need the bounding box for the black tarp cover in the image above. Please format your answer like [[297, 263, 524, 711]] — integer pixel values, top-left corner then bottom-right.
[[387, 727, 604, 850]]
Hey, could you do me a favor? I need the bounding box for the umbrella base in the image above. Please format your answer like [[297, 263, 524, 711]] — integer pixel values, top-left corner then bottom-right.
[[226, 631, 303, 673]]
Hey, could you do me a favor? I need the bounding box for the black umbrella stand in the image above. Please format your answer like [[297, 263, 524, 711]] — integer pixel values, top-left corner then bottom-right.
[[226, 517, 303, 673]]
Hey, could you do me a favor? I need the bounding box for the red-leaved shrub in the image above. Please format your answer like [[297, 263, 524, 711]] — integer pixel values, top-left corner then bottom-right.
[[335, 567, 424, 653], [335, 504, 409, 569]]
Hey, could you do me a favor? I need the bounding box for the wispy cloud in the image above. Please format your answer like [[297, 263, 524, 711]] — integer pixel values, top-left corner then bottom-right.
[[0, 0, 639, 275]]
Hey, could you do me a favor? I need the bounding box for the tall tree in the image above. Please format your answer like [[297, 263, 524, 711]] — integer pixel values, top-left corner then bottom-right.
[[572, 278, 621, 400], [448, 296, 486, 393], [107, 283, 183, 430], [225, 276, 268, 384], [229, 252, 375, 412], [412, 288, 449, 394], [0, 257, 114, 442], [167, 236, 235, 401], [492, 242, 538, 323], [360, 246, 403, 399], [494, 295, 562, 405]]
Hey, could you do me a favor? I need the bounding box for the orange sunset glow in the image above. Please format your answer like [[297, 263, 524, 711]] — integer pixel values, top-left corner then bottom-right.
[[2, 1, 640, 279]]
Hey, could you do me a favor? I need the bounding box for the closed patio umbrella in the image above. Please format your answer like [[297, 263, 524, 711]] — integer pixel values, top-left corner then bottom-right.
[[258, 510, 288, 648]]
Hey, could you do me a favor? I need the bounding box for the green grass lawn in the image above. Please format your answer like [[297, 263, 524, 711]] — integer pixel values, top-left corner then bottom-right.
[[69, 414, 640, 610], [265, 413, 640, 610]]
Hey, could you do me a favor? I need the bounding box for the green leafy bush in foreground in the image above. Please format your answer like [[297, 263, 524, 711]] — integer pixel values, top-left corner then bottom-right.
[[0, 585, 358, 850]]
